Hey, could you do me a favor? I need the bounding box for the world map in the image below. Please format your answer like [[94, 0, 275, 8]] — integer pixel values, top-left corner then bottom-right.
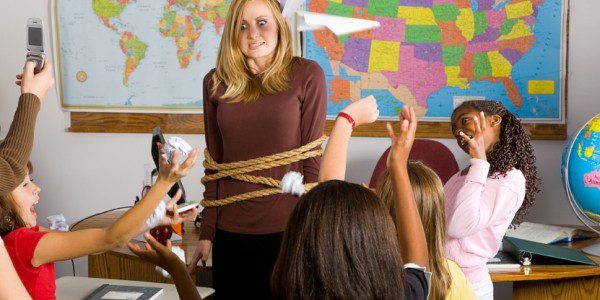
[[305, 0, 566, 121], [56, 0, 230, 110]]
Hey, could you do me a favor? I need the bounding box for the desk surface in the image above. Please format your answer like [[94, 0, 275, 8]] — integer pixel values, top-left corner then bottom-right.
[[490, 236, 600, 282], [56, 276, 214, 299], [72, 209, 212, 268]]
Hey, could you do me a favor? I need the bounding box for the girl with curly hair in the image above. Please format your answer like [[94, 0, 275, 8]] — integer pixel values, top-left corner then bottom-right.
[[446, 100, 540, 299]]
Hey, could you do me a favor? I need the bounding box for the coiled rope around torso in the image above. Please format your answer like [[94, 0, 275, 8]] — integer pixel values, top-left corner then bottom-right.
[[201, 135, 326, 207]]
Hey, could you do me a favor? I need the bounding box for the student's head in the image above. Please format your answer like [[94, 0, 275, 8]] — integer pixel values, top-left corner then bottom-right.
[[214, 0, 294, 102], [376, 161, 451, 300], [272, 180, 405, 299], [451, 101, 502, 154], [451, 100, 540, 225], [0, 162, 39, 236]]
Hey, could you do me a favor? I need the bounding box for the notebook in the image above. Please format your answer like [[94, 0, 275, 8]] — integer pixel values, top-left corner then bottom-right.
[[503, 236, 597, 266], [84, 284, 163, 300], [505, 222, 597, 244]]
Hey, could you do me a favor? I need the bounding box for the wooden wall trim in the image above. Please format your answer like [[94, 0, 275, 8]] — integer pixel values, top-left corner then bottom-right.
[[69, 112, 566, 140]]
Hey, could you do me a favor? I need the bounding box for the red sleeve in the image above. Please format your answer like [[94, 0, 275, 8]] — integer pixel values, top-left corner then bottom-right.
[[299, 61, 327, 183], [7, 226, 46, 268], [200, 71, 221, 241]]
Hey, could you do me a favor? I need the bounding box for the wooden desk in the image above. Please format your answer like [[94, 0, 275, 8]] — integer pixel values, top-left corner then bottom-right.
[[71, 209, 212, 285], [490, 237, 600, 299], [76, 211, 600, 299], [56, 276, 214, 299]]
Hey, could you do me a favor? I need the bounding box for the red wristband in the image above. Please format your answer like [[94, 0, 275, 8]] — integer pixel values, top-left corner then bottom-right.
[[337, 112, 355, 129]]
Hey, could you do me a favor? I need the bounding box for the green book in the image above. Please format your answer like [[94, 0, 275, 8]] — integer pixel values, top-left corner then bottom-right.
[[503, 236, 597, 266]]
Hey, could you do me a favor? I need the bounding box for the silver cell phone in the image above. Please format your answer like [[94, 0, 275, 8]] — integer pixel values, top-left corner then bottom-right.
[[26, 18, 45, 73]]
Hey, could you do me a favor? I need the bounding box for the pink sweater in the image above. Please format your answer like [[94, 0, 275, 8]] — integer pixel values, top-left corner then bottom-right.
[[444, 158, 526, 284]]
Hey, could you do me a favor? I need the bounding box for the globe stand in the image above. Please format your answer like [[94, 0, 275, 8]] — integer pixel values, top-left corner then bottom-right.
[[564, 139, 600, 256], [567, 192, 600, 256]]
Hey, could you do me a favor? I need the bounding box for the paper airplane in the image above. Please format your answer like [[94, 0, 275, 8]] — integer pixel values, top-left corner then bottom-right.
[[295, 11, 380, 35], [280, 0, 304, 18]]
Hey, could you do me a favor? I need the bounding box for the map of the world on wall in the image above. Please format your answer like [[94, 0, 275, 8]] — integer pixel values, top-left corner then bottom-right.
[[304, 0, 567, 122], [55, 0, 231, 111]]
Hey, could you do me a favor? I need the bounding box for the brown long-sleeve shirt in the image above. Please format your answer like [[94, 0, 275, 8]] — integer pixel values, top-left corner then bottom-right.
[[0, 94, 40, 196], [200, 58, 327, 240]]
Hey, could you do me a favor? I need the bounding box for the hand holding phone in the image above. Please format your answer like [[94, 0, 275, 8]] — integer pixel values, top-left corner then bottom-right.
[[26, 18, 45, 74]]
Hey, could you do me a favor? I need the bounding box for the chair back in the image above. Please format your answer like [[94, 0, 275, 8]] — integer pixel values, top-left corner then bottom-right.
[[369, 139, 459, 188]]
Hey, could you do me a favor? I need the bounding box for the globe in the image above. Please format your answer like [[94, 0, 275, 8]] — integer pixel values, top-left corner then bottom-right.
[[562, 114, 600, 255]]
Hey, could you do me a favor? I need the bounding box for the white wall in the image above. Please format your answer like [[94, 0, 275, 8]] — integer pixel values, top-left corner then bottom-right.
[[1, 1, 600, 294]]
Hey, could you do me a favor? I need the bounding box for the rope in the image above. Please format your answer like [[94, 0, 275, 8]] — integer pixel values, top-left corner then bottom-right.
[[201, 135, 326, 207]]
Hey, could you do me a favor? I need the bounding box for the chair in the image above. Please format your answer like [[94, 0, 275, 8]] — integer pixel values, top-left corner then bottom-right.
[[368, 139, 459, 188]]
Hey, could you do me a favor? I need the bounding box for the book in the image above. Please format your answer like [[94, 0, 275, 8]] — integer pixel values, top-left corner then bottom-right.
[[505, 222, 597, 244], [487, 251, 521, 270], [84, 284, 163, 300], [503, 236, 597, 266]]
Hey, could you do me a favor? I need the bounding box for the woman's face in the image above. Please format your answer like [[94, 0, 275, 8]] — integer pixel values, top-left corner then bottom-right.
[[451, 107, 501, 154], [238, 0, 279, 68], [11, 174, 40, 228]]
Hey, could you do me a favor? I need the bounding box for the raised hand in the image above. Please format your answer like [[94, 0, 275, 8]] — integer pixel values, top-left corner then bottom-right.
[[159, 190, 198, 226], [385, 106, 418, 168], [128, 233, 182, 272], [129, 234, 203, 300], [340, 95, 379, 127], [16, 61, 55, 100], [157, 143, 199, 183], [458, 111, 487, 161]]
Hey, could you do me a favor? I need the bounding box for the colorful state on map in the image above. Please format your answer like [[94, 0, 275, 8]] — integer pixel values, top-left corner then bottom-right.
[[306, 0, 564, 120], [160, 0, 229, 68]]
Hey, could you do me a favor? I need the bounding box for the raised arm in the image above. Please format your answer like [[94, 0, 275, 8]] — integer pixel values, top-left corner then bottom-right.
[[128, 234, 201, 300], [31, 146, 199, 267], [0, 62, 54, 195], [318, 96, 379, 182], [386, 106, 428, 267], [0, 239, 31, 300]]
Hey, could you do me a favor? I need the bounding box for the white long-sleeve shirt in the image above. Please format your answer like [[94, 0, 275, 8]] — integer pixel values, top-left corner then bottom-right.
[[444, 159, 526, 284]]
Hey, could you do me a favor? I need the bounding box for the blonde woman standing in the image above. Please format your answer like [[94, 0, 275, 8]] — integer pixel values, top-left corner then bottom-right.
[[189, 0, 327, 298]]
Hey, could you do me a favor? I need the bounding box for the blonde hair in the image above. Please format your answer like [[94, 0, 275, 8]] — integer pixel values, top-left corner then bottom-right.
[[212, 0, 296, 103], [376, 161, 452, 300]]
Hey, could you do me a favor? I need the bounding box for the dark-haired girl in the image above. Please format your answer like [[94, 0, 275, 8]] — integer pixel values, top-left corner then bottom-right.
[[445, 100, 540, 299], [272, 105, 430, 299]]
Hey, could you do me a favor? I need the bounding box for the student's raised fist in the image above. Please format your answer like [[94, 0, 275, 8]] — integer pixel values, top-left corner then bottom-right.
[[340, 95, 380, 127]]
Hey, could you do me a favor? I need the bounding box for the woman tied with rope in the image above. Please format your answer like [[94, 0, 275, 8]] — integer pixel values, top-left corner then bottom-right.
[[187, 0, 328, 298]]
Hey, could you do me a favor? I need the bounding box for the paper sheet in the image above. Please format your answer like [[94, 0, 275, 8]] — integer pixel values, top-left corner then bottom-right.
[[296, 11, 380, 36]]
